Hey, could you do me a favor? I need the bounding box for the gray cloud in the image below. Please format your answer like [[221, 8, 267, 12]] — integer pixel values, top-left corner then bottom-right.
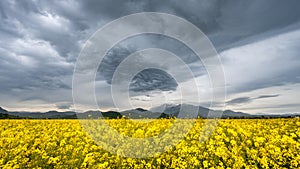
[[227, 94, 280, 106], [255, 95, 280, 99], [129, 68, 178, 92], [222, 24, 300, 95], [226, 97, 252, 106], [56, 102, 73, 110], [97, 34, 203, 92], [237, 103, 300, 114]]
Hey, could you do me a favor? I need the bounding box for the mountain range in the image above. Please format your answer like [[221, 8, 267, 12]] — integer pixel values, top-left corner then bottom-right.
[[0, 104, 299, 119]]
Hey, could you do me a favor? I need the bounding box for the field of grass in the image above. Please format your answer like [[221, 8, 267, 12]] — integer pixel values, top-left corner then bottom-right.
[[0, 119, 299, 168]]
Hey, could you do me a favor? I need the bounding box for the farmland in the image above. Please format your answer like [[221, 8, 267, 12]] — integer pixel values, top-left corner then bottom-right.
[[0, 119, 299, 168]]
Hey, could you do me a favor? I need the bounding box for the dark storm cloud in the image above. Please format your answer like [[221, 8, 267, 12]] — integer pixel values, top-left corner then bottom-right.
[[129, 68, 178, 92], [0, 42, 72, 92], [81, 0, 300, 50], [0, 0, 300, 110], [0, 0, 75, 105], [92, 0, 300, 93], [97, 34, 204, 91]]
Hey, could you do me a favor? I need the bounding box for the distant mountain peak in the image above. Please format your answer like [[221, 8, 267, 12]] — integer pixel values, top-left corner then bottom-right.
[[1, 104, 299, 119], [135, 108, 148, 112], [149, 103, 179, 112], [150, 103, 253, 118], [0, 107, 8, 112], [46, 110, 59, 113]]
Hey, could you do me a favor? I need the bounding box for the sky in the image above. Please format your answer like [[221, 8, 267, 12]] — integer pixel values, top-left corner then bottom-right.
[[0, 0, 300, 114]]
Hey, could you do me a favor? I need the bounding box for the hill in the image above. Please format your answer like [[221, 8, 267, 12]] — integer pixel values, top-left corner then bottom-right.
[[0, 107, 22, 119], [1, 105, 299, 119]]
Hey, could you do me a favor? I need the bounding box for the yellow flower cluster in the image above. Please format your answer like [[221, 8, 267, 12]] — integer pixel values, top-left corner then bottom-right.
[[0, 118, 299, 168]]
